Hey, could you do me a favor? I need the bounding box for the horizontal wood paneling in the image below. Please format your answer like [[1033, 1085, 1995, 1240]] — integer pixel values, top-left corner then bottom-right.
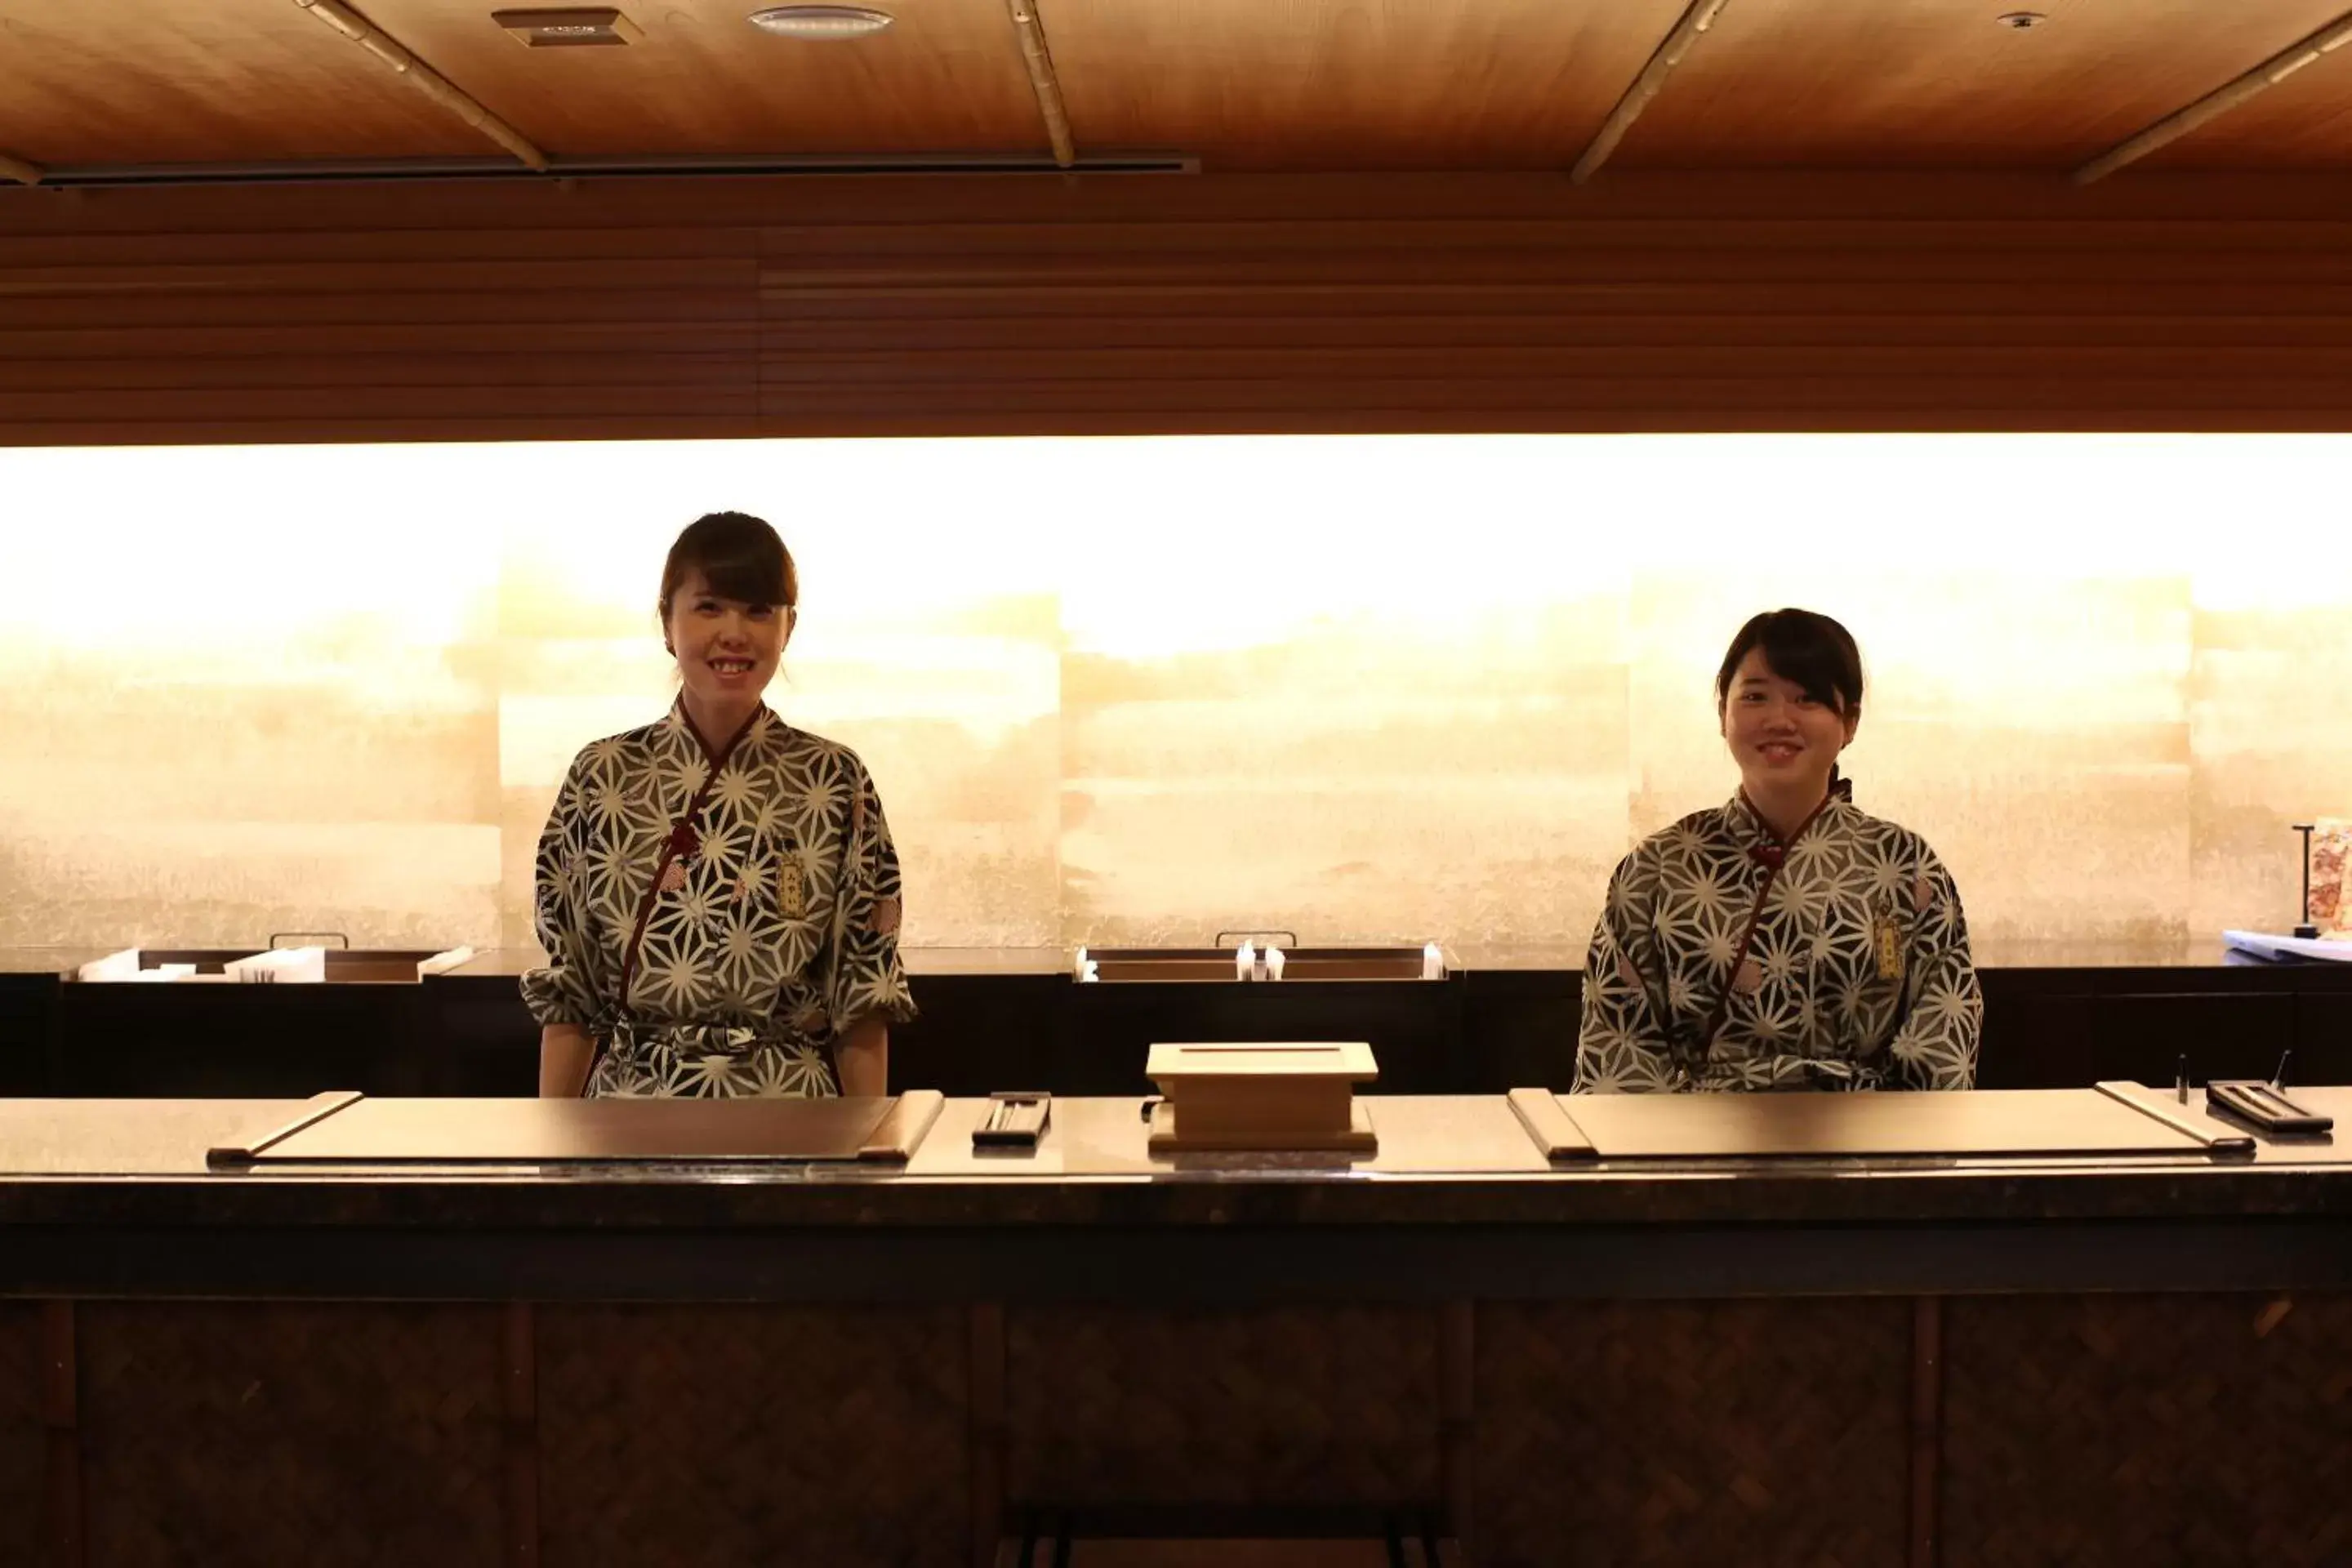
[[6, 171, 2352, 442], [0, 353, 749, 391], [0, 323, 762, 358], [754, 314, 2352, 350], [0, 228, 763, 265], [0, 290, 755, 330], [759, 280, 2352, 318], [0, 257, 754, 296], [747, 348, 2352, 383]]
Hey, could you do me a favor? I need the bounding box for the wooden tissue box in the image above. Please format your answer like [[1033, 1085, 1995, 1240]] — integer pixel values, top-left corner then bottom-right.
[[1145, 1040, 1379, 1153]]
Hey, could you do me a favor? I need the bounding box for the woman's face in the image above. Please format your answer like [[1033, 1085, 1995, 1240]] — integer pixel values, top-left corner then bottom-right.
[[665, 570, 790, 709], [1718, 646, 1859, 800]]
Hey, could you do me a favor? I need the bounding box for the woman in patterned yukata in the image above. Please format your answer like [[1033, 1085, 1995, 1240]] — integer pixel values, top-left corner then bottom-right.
[[525, 512, 915, 1098], [1575, 608, 1982, 1094]]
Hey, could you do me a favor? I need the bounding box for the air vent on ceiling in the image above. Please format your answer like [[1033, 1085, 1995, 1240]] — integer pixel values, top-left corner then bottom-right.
[[492, 7, 642, 46]]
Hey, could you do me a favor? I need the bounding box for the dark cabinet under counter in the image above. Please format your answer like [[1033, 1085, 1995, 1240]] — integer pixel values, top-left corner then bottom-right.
[[6, 942, 2351, 1100]]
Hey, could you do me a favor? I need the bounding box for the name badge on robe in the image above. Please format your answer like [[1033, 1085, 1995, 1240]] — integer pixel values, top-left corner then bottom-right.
[[777, 858, 806, 919], [1873, 915, 1904, 982]]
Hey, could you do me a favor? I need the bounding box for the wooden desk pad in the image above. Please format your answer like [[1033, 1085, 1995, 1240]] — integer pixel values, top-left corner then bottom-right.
[[226, 1095, 906, 1164], [1552, 1087, 2219, 1160]]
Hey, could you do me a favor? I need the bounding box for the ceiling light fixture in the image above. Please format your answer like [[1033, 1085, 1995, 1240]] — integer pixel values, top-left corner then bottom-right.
[[747, 5, 894, 39], [493, 7, 642, 45], [1996, 11, 2047, 28]]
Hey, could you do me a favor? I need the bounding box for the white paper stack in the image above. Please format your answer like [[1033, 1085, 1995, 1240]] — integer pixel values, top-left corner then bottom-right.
[[2223, 929, 2352, 964], [225, 947, 328, 984], [415, 945, 476, 978], [75, 947, 143, 982]]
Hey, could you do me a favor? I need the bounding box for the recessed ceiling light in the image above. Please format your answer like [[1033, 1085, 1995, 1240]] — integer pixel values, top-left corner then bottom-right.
[[1996, 11, 2047, 28], [747, 5, 893, 38], [493, 7, 643, 46]]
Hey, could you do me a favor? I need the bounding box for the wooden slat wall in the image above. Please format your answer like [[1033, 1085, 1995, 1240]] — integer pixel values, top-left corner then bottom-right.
[[5, 171, 2352, 443]]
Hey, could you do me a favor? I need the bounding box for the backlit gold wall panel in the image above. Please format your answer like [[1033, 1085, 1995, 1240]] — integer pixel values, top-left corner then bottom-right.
[[0, 436, 2343, 956], [1058, 438, 1633, 948], [2190, 587, 2352, 944], [0, 448, 504, 950]]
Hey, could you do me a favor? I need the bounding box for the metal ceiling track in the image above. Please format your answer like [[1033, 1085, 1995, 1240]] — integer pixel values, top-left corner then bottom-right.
[[0, 153, 1198, 191]]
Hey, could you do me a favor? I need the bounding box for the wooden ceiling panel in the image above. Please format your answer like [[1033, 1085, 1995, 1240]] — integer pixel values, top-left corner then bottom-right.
[[1611, 0, 2352, 168], [355, 0, 1049, 156], [1041, 0, 1696, 170], [2141, 33, 2352, 166], [0, 0, 492, 165]]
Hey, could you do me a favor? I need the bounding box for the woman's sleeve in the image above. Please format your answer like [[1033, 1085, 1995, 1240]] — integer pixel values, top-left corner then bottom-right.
[[520, 759, 600, 1029], [1887, 849, 1983, 1090], [1574, 850, 1686, 1093], [826, 755, 918, 1035]]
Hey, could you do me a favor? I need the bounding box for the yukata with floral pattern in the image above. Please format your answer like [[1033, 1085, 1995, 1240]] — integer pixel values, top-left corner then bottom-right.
[[523, 701, 915, 1098], [1575, 790, 1982, 1094]]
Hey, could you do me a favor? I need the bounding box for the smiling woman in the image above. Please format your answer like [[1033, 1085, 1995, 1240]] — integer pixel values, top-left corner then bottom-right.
[[1575, 608, 1983, 1095], [523, 512, 916, 1100]]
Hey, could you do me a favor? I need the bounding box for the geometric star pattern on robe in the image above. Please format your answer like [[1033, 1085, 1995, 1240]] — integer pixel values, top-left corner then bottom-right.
[[522, 700, 916, 1098], [1575, 791, 1982, 1094]]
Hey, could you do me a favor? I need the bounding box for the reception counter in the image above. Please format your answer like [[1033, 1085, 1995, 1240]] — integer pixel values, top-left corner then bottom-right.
[[5, 1088, 2352, 1567]]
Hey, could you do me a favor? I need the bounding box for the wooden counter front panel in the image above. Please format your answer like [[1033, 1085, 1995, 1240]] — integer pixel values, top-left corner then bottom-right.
[[1475, 1299, 1910, 1568], [9, 1290, 2352, 1564], [535, 1305, 968, 1568], [0, 1304, 36, 1568], [1005, 1305, 1441, 1509], [77, 1302, 506, 1568], [1941, 1293, 2352, 1568]]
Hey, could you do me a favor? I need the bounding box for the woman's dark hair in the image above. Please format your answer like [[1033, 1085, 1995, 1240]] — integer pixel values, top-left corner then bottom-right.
[[658, 511, 797, 622], [1714, 608, 1864, 715]]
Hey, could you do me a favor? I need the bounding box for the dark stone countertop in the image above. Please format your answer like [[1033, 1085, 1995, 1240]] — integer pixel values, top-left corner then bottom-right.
[[6, 1090, 2352, 1233], [11, 1091, 2352, 1302]]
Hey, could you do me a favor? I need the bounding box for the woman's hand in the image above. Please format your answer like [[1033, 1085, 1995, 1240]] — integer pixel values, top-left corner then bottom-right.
[[538, 1024, 595, 1098], [835, 1015, 889, 1097]]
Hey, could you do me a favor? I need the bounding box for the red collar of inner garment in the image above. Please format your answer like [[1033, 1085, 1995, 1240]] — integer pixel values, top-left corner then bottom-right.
[[1740, 790, 1838, 871]]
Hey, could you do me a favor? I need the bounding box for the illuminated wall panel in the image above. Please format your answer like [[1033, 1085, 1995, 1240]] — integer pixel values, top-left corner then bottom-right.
[[0, 435, 2345, 958], [0, 448, 502, 949], [2189, 573, 2352, 943]]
